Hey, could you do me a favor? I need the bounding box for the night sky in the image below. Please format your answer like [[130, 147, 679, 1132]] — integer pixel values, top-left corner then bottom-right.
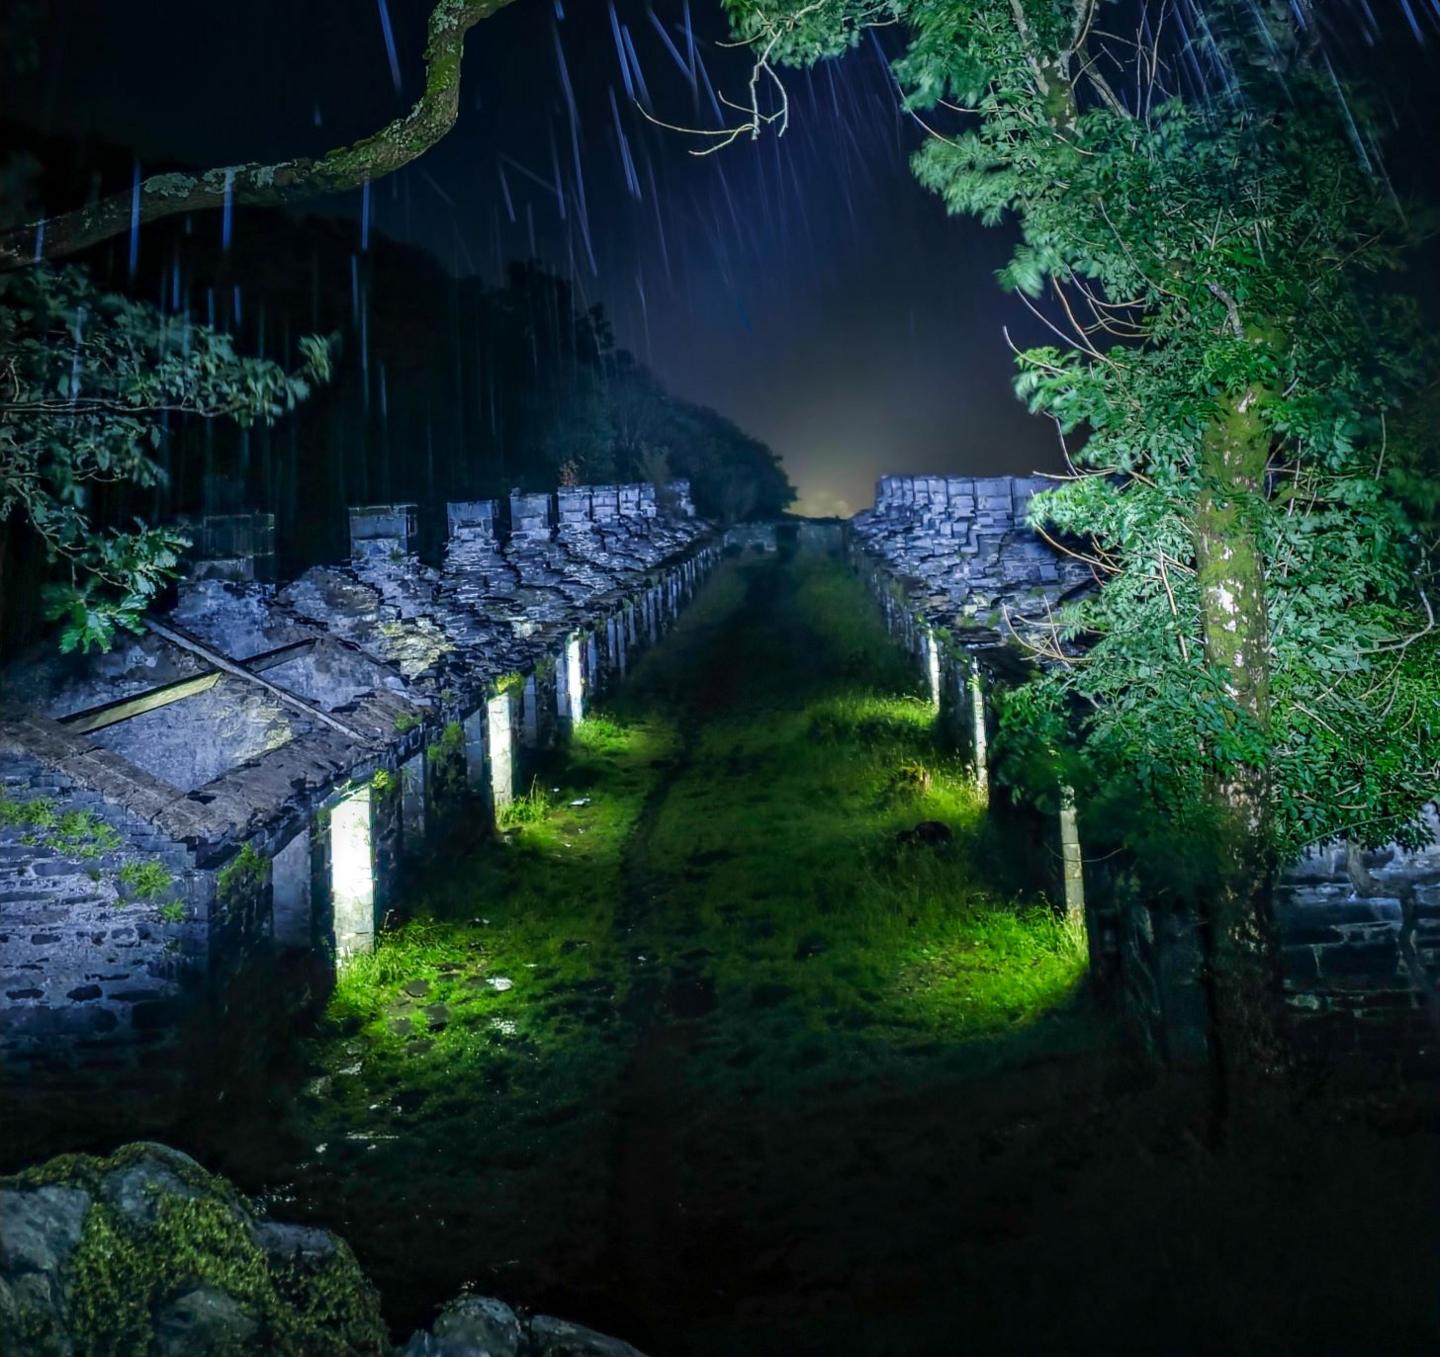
[[1, 0, 1064, 518]]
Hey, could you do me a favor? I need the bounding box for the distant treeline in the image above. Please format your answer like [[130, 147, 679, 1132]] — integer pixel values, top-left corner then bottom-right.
[[0, 126, 794, 655]]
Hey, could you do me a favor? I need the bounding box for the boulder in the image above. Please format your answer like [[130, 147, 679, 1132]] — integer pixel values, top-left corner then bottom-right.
[[398, 1295, 648, 1357], [0, 1142, 386, 1356], [1, 1143, 649, 1357]]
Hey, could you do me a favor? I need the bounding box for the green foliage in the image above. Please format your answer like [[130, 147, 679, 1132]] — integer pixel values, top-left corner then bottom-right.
[[49, 810, 123, 858], [884, 760, 935, 801], [0, 264, 332, 652], [493, 671, 526, 698], [728, 0, 1440, 871], [426, 719, 465, 764], [217, 842, 269, 907], [370, 768, 397, 797], [157, 900, 187, 924], [393, 712, 421, 734], [496, 777, 554, 829], [0, 796, 123, 858], [0, 794, 56, 828], [425, 720, 468, 808], [118, 859, 171, 900]]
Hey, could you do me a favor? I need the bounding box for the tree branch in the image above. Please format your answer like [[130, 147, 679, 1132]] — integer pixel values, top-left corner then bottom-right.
[[0, 0, 519, 271]]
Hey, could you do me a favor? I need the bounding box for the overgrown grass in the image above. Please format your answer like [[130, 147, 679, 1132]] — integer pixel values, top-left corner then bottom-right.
[[627, 574, 1087, 1105], [215, 554, 1093, 1339], [494, 777, 554, 829]]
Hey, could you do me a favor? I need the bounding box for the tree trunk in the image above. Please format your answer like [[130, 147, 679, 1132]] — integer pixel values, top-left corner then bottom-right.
[[1193, 389, 1289, 1112], [0, 0, 519, 270]]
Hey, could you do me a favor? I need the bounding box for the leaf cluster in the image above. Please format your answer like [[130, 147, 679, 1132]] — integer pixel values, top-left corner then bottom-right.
[[1, 265, 332, 650]]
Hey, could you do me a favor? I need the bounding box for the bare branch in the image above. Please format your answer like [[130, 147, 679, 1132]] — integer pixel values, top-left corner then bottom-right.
[[0, 0, 520, 271]]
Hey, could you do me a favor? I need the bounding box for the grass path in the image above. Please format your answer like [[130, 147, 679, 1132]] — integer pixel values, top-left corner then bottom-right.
[[204, 553, 1084, 1351], [198, 552, 1438, 1356]]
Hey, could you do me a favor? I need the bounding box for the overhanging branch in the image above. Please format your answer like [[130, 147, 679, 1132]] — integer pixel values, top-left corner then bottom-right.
[[0, 0, 519, 271]]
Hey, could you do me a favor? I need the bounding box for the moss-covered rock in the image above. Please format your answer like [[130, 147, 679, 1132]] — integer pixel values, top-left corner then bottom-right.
[[0, 1143, 650, 1357], [396, 1294, 648, 1357], [0, 1142, 387, 1357]]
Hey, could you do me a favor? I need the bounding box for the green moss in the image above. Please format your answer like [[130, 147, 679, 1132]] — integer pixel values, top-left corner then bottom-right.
[[493, 671, 526, 697], [393, 712, 421, 734], [18, 1145, 387, 1357], [371, 768, 397, 797], [217, 843, 269, 909]]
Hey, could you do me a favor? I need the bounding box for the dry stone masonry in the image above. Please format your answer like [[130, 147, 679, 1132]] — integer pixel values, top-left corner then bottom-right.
[[849, 473, 1439, 1066], [0, 483, 717, 1107]]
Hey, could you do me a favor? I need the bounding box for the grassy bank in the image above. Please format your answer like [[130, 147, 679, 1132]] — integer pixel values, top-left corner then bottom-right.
[[204, 554, 1085, 1346]]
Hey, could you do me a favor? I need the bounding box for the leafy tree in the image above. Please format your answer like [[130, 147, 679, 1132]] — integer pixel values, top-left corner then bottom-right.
[[0, 263, 331, 652], [602, 352, 795, 520], [721, 0, 1439, 1090], [1, 0, 518, 651]]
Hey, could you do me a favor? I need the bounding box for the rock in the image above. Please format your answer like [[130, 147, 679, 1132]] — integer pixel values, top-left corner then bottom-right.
[[1, 1143, 649, 1357], [528, 1313, 648, 1356], [248, 1218, 341, 1263], [0, 1184, 89, 1274], [404, 979, 432, 998], [0, 1142, 387, 1357], [102, 1143, 210, 1224], [399, 1295, 524, 1356], [423, 1003, 451, 1030], [152, 1285, 261, 1355], [398, 1295, 650, 1357]]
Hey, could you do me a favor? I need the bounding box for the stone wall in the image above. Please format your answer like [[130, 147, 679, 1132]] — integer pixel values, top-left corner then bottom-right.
[[848, 473, 1440, 1067], [1275, 813, 1440, 1058], [0, 752, 202, 1088], [0, 484, 718, 1105]]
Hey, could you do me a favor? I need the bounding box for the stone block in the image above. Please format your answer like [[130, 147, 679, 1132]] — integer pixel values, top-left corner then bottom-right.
[[348, 504, 416, 556], [446, 501, 498, 538]]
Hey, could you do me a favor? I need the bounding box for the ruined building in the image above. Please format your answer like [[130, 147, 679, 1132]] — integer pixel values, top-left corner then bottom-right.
[[0, 484, 716, 1100]]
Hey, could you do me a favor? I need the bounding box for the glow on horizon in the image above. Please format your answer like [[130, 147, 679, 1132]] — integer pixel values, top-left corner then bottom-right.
[[789, 491, 856, 520]]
